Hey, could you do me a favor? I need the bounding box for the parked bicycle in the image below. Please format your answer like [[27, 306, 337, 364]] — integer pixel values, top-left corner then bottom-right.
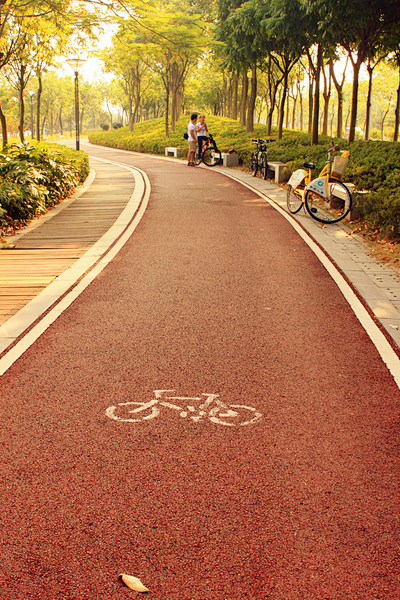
[[106, 389, 262, 427], [250, 138, 274, 180], [286, 141, 353, 224], [194, 133, 222, 166]]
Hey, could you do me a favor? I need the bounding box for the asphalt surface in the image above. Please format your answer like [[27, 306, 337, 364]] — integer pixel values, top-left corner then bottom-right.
[[1, 143, 400, 600]]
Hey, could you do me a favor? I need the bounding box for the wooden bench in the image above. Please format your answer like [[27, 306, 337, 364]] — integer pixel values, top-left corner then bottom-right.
[[165, 147, 181, 158], [221, 152, 239, 167], [267, 162, 289, 183]]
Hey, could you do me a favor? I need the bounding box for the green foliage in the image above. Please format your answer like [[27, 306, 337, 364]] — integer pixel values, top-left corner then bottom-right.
[[0, 142, 89, 233]]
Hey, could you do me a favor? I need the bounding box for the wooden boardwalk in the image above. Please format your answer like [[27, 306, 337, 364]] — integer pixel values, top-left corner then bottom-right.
[[0, 161, 135, 326]]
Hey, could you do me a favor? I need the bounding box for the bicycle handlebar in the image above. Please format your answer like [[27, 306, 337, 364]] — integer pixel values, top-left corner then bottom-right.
[[252, 138, 275, 144]]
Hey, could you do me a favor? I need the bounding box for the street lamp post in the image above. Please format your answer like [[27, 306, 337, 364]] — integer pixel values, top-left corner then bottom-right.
[[27, 90, 35, 139], [66, 58, 86, 150]]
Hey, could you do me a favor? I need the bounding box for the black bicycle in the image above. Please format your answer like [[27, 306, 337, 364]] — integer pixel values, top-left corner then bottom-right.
[[194, 133, 222, 167], [250, 138, 274, 180]]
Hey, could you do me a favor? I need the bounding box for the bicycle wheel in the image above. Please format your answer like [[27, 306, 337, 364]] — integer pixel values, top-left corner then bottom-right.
[[286, 184, 304, 214], [203, 147, 222, 166], [105, 400, 160, 422], [194, 152, 202, 165], [305, 180, 352, 224], [208, 403, 262, 427], [260, 153, 268, 180], [250, 152, 258, 176]]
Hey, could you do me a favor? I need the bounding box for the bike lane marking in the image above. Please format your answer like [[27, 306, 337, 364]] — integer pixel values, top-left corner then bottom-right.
[[105, 390, 263, 426], [211, 170, 400, 391], [0, 160, 150, 376]]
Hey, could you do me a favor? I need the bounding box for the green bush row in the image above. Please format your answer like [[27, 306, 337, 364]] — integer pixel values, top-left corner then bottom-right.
[[0, 142, 89, 234], [89, 115, 400, 238]]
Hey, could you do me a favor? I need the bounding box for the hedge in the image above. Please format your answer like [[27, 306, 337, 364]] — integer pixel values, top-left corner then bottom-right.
[[0, 142, 89, 234]]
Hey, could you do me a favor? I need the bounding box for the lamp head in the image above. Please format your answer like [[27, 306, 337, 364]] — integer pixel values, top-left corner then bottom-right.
[[66, 58, 87, 73]]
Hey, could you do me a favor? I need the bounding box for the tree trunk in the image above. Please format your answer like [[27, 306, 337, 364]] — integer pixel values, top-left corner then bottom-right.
[[128, 94, 134, 131], [240, 70, 248, 126], [299, 89, 303, 131], [348, 56, 363, 143], [0, 99, 8, 149], [18, 66, 26, 143], [322, 63, 331, 136], [365, 61, 373, 140], [227, 77, 232, 118], [311, 44, 323, 145], [41, 114, 47, 137], [59, 107, 63, 135], [246, 64, 257, 132], [330, 58, 347, 140], [277, 71, 288, 139], [36, 74, 42, 142], [394, 66, 400, 142], [291, 91, 297, 130], [307, 54, 314, 135], [232, 74, 238, 120], [381, 100, 392, 140]]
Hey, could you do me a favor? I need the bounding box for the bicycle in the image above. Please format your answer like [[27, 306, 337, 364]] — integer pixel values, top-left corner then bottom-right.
[[286, 141, 353, 224], [250, 138, 274, 180], [194, 133, 222, 167], [106, 389, 262, 427]]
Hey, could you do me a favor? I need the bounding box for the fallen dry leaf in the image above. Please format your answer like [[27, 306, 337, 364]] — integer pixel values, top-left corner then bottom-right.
[[120, 573, 149, 593]]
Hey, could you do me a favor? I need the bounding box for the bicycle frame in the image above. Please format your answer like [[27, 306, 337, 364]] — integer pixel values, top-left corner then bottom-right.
[[288, 156, 331, 203], [202, 134, 218, 153]]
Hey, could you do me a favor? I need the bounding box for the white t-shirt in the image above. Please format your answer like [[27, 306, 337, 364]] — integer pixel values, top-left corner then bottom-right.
[[187, 121, 197, 141], [196, 122, 207, 137]]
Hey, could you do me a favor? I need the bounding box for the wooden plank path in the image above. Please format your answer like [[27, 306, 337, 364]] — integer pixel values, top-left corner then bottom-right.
[[0, 161, 135, 326]]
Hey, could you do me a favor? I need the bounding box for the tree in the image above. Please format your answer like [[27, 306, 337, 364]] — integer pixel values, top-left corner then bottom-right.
[[320, 0, 400, 142], [102, 34, 151, 131], [261, 0, 308, 139], [330, 55, 348, 139], [113, 0, 204, 136], [0, 0, 99, 145]]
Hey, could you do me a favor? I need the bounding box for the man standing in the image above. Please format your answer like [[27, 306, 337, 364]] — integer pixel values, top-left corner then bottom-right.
[[187, 113, 198, 166]]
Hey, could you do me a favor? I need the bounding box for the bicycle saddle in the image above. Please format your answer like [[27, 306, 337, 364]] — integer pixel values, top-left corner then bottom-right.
[[303, 162, 315, 169]]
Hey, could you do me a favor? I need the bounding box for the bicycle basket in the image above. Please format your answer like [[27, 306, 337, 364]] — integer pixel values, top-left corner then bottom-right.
[[331, 156, 349, 179]]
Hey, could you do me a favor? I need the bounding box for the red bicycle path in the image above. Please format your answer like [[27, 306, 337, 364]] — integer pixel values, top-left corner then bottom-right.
[[1, 145, 400, 600]]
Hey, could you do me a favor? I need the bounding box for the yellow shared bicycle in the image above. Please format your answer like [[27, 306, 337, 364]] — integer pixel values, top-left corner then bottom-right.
[[286, 142, 352, 224]]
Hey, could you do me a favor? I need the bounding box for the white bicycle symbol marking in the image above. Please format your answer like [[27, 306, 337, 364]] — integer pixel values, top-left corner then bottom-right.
[[106, 389, 262, 427]]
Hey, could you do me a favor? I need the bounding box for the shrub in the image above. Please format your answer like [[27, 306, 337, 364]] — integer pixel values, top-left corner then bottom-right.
[[0, 142, 89, 233]]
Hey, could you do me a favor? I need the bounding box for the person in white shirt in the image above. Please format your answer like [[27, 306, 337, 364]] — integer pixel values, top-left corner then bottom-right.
[[187, 113, 198, 166], [196, 115, 209, 159]]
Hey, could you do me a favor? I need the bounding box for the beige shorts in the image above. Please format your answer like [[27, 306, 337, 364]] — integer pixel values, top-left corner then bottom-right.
[[188, 141, 197, 152]]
